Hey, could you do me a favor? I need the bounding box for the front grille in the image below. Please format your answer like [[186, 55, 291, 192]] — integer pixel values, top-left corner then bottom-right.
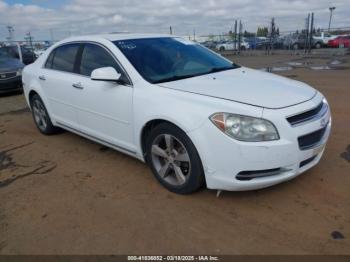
[[0, 72, 17, 80], [287, 102, 327, 126], [298, 125, 327, 150], [236, 168, 284, 181], [299, 155, 317, 168]]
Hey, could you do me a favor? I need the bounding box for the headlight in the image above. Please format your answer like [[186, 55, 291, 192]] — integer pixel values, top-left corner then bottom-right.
[[210, 113, 279, 142], [16, 68, 23, 76]]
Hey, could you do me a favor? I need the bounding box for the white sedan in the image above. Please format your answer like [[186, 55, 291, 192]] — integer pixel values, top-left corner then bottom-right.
[[22, 34, 331, 194], [216, 40, 250, 51]]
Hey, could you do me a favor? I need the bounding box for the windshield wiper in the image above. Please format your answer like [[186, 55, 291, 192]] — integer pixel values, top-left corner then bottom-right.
[[154, 64, 240, 84], [208, 64, 240, 73], [153, 74, 199, 84]]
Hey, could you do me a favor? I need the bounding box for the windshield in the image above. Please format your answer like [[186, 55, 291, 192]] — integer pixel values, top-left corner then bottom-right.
[[114, 37, 239, 84]]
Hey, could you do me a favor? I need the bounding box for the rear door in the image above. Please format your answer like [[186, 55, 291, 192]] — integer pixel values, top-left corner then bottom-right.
[[40, 43, 82, 130]]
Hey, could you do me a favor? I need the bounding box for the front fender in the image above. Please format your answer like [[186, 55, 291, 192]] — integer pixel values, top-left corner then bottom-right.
[[133, 83, 263, 159]]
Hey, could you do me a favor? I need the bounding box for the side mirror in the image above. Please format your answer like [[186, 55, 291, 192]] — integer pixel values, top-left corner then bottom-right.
[[91, 67, 122, 82]]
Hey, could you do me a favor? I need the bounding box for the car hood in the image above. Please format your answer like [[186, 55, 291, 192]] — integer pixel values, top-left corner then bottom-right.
[[157, 67, 317, 109], [0, 58, 24, 72]]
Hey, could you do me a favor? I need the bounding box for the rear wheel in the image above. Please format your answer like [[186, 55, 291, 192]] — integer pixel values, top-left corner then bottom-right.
[[146, 123, 205, 194], [315, 42, 322, 49], [219, 46, 225, 51], [30, 94, 60, 135]]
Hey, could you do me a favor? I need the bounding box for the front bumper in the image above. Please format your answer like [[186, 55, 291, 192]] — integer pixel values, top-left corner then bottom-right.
[[188, 92, 331, 191], [0, 76, 22, 93]]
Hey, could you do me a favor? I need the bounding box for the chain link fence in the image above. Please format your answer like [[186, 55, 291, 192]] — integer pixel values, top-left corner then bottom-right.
[[197, 23, 350, 54], [1, 21, 350, 62]]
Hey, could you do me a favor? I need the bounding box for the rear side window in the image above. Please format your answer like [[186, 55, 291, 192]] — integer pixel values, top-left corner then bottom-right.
[[45, 51, 55, 69], [52, 44, 80, 73], [79, 43, 122, 76]]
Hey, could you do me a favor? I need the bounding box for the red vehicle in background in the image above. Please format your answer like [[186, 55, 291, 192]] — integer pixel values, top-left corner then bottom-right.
[[328, 35, 350, 48]]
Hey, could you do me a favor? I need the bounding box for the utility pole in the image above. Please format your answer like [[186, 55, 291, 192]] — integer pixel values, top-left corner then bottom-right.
[[169, 26, 173, 35], [304, 14, 310, 53], [193, 28, 196, 41], [238, 20, 242, 53], [49, 28, 54, 42], [25, 31, 34, 50], [6, 25, 14, 42], [309, 13, 314, 53], [233, 20, 237, 51], [268, 18, 276, 54], [328, 7, 336, 32]]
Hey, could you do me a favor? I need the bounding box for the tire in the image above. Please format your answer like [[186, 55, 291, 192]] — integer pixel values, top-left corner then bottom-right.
[[240, 46, 246, 51], [30, 94, 60, 135], [145, 123, 205, 194], [315, 42, 322, 49], [292, 43, 299, 50], [219, 46, 225, 51]]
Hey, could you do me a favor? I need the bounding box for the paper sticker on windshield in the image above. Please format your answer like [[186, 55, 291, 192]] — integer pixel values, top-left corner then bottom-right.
[[117, 41, 137, 50], [173, 38, 196, 45]]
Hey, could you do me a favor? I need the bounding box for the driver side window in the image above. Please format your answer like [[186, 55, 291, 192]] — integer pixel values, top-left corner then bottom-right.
[[79, 43, 123, 78]]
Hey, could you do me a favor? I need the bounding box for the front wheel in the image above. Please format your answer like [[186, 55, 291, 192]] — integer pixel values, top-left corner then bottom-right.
[[146, 123, 205, 194]]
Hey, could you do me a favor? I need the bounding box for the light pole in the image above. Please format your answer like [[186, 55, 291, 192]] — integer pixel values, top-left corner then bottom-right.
[[6, 25, 14, 42], [328, 7, 336, 32]]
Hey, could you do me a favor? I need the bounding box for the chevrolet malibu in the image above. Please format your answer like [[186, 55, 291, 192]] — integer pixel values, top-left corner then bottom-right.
[[22, 34, 331, 194]]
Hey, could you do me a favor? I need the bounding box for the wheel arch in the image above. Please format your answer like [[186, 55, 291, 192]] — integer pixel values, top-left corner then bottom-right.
[[28, 89, 39, 106], [26, 86, 54, 122], [139, 117, 201, 161], [139, 118, 207, 192], [140, 119, 179, 160], [315, 41, 322, 48]]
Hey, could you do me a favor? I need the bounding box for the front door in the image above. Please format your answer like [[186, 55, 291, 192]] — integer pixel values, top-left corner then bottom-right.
[[74, 43, 134, 152]]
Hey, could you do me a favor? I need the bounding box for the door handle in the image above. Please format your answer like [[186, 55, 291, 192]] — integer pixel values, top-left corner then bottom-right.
[[38, 75, 46, 81], [72, 82, 84, 89]]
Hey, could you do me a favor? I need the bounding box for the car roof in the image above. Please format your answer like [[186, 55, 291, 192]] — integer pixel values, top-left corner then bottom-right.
[[62, 33, 174, 43]]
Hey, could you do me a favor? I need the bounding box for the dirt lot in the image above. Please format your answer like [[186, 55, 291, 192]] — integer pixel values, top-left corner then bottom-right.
[[0, 51, 349, 255]]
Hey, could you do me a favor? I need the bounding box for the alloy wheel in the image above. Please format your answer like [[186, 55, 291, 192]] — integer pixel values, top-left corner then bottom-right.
[[151, 134, 191, 186], [32, 99, 48, 131]]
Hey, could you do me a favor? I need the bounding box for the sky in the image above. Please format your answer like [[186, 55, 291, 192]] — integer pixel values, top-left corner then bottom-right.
[[0, 0, 350, 41]]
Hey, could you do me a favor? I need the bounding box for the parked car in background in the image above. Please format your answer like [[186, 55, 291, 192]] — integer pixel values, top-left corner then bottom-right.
[[328, 35, 350, 48], [283, 34, 323, 49], [0, 48, 24, 93], [247, 37, 284, 50], [1, 45, 37, 65], [22, 34, 331, 194], [313, 32, 339, 47], [216, 40, 250, 51], [201, 41, 217, 49]]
